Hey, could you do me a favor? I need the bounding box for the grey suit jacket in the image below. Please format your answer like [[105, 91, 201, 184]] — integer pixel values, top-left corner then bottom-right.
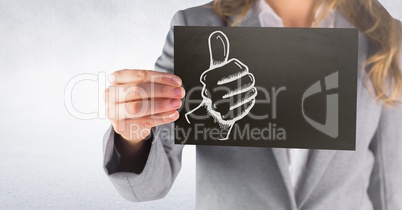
[[103, 2, 402, 210]]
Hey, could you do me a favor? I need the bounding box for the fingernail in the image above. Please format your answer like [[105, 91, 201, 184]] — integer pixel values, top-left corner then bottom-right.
[[174, 87, 184, 97], [170, 99, 181, 107], [168, 112, 178, 119], [170, 77, 182, 86]]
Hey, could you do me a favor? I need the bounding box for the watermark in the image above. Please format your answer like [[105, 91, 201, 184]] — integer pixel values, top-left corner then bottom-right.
[[64, 72, 281, 121], [175, 123, 286, 143], [64, 72, 109, 120], [64, 70, 339, 141]]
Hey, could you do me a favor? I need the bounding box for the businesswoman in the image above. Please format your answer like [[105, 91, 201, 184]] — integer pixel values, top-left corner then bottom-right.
[[103, 0, 402, 209]]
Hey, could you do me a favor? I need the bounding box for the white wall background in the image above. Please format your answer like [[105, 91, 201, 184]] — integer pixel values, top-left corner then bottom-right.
[[0, 0, 400, 209]]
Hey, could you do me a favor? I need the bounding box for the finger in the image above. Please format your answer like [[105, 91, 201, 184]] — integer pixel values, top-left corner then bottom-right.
[[208, 31, 229, 67], [210, 72, 254, 96], [202, 59, 249, 85], [115, 98, 182, 119], [202, 73, 253, 103], [221, 98, 256, 121], [212, 87, 257, 113], [229, 87, 257, 110], [108, 83, 185, 103], [221, 73, 255, 99], [140, 110, 180, 128], [112, 110, 179, 141], [111, 69, 182, 86]]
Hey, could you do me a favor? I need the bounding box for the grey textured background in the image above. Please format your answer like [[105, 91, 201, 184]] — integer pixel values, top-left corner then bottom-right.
[[0, 0, 400, 209]]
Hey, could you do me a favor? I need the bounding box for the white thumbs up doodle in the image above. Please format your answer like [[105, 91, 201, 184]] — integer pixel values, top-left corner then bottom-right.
[[185, 31, 258, 140]]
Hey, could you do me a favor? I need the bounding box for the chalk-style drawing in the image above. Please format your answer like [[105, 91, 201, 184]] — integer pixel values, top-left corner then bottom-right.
[[185, 31, 257, 140], [302, 71, 339, 138]]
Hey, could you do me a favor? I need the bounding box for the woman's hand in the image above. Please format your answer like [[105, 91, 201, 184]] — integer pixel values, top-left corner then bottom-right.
[[104, 69, 184, 145]]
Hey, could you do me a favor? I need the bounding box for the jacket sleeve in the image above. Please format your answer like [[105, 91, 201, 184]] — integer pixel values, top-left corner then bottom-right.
[[368, 102, 402, 210], [102, 10, 186, 202], [368, 38, 402, 209]]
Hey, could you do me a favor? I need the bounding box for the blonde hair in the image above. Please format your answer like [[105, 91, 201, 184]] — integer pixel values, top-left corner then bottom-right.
[[213, 0, 402, 105]]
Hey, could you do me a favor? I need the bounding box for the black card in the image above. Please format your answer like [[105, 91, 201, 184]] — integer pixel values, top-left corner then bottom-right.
[[174, 26, 358, 150]]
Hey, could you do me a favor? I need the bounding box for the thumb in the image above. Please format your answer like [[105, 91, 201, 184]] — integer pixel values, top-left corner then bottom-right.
[[208, 31, 229, 68]]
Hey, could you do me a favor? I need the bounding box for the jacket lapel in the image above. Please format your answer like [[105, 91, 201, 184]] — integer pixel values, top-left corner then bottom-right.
[[271, 148, 298, 209], [295, 150, 336, 207]]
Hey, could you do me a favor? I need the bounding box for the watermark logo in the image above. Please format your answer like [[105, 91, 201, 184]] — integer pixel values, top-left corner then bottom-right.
[[301, 71, 339, 138]]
